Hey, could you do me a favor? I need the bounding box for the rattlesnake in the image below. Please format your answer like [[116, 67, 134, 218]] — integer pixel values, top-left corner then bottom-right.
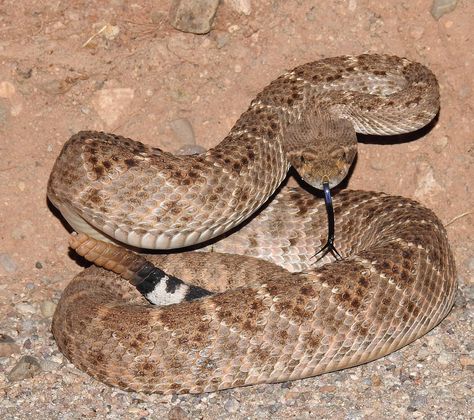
[[47, 54, 456, 394]]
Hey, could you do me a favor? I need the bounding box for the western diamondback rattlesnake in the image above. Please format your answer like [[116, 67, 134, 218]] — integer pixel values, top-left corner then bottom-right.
[[47, 54, 456, 394]]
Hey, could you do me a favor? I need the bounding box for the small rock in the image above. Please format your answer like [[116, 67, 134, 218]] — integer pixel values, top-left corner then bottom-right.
[[16, 303, 36, 315], [35, 261, 43, 269], [0, 253, 18, 273], [169, 0, 220, 34], [39, 359, 61, 372], [431, 0, 458, 20], [170, 118, 196, 146], [0, 80, 16, 98], [426, 335, 445, 353], [91, 87, 135, 127], [409, 392, 428, 410], [39, 78, 79, 95], [437, 352, 453, 365], [226, 0, 252, 15], [319, 385, 336, 393], [7, 355, 42, 382], [413, 160, 444, 202], [40, 300, 57, 318], [15, 66, 33, 79], [459, 356, 474, 369], [0, 335, 21, 357], [168, 405, 189, 420], [348, 0, 357, 12], [224, 397, 240, 413], [228, 24, 240, 33], [371, 373, 382, 386], [23, 338, 32, 350], [433, 136, 449, 153], [102, 24, 120, 41]]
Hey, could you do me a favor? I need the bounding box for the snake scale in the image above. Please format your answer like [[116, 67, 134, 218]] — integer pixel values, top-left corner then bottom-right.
[[47, 54, 456, 394]]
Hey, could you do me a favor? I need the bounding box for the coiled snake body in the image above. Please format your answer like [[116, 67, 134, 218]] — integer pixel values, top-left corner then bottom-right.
[[48, 55, 456, 394]]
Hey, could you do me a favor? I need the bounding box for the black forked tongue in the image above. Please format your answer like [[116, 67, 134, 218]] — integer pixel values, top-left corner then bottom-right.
[[314, 182, 342, 262]]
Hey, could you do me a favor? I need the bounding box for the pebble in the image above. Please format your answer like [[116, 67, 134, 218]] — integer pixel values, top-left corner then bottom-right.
[[0, 80, 16, 98], [413, 160, 444, 201], [0, 253, 18, 273], [224, 397, 240, 413], [7, 355, 42, 382], [426, 336, 445, 353], [40, 300, 57, 318], [228, 24, 240, 33], [40, 359, 61, 372], [39, 79, 75, 95], [431, 0, 458, 20], [91, 87, 135, 127], [433, 136, 449, 153], [101, 24, 120, 41], [348, 0, 357, 12], [15, 66, 32, 80], [226, 0, 252, 15], [409, 392, 428, 410], [0, 335, 21, 357], [319, 385, 336, 393], [23, 338, 33, 350], [437, 352, 453, 365], [371, 374, 382, 386], [16, 302, 36, 315], [168, 406, 189, 420], [169, 0, 220, 34], [169, 118, 196, 146], [459, 356, 474, 369]]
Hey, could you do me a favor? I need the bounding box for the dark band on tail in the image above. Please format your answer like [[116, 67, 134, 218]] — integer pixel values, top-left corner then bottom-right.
[[133, 261, 213, 306]]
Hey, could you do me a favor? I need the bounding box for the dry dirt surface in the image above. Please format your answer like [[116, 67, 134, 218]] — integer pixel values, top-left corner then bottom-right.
[[0, 1, 473, 419]]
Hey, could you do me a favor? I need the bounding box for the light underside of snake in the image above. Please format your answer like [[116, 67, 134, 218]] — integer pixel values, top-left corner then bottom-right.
[[47, 54, 456, 394]]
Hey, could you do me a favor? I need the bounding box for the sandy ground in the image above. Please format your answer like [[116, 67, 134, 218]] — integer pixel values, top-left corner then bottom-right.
[[0, 0, 472, 418]]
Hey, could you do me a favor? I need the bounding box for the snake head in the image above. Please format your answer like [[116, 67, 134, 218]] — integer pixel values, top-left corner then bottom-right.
[[289, 145, 357, 189], [285, 112, 358, 190]]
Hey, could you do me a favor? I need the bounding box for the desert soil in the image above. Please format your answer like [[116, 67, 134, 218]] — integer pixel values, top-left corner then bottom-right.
[[0, 1, 472, 419]]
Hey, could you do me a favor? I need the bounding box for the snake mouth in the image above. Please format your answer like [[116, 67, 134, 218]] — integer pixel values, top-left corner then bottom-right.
[[289, 146, 356, 190], [303, 164, 351, 190]]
